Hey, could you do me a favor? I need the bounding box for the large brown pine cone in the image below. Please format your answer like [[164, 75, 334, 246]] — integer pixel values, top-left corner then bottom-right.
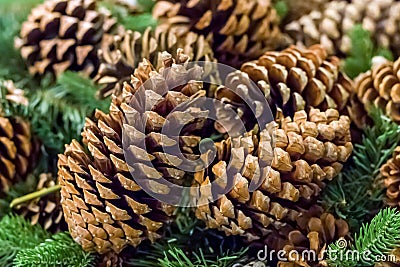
[[381, 147, 400, 208], [194, 108, 352, 242], [95, 25, 216, 99], [153, 0, 290, 68], [352, 57, 400, 125], [58, 50, 212, 254], [14, 173, 66, 233], [215, 45, 353, 135], [285, 0, 400, 57], [16, 0, 119, 77]]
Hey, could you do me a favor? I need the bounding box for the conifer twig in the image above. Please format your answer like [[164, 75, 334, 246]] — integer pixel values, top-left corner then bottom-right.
[[10, 185, 61, 208]]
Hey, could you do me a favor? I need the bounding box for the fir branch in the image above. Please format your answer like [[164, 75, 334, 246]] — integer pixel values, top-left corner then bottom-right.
[[13, 232, 95, 267], [322, 108, 400, 230], [328, 208, 400, 267], [0, 214, 50, 266], [343, 24, 393, 79]]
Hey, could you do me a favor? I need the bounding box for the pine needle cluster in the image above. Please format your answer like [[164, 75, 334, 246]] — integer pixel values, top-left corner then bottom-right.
[[328, 208, 400, 267], [322, 108, 400, 230]]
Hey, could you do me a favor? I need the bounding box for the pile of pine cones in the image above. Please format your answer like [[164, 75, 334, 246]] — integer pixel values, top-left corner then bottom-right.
[[5, 0, 400, 266]]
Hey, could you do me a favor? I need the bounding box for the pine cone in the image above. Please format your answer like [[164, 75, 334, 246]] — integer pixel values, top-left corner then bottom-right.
[[285, 0, 400, 57], [15, 173, 66, 233], [98, 251, 124, 267], [16, 0, 119, 77], [1, 80, 29, 107], [58, 50, 211, 254], [381, 147, 400, 208], [280, 0, 328, 23], [277, 206, 349, 267], [194, 108, 352, 242], [153, 0, 290, 68], [215, 45, 353, 135], [95, 25, 216, 98], [352, 56, 400, 124]]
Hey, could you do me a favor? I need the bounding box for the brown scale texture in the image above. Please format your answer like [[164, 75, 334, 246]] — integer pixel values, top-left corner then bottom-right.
[[279, 0, 328, 23], [285, 0, 400, 57], [381, 147, 400, 208], [215, 45, 353, 135], [16, 0, 119, 77], [98, 251, 124, 267], [193, 108, 352, 242], [95, 25, 216, 99], [153, 0, 289, 68], [58, 50, 211, 254], [352, 57, 400, 126]]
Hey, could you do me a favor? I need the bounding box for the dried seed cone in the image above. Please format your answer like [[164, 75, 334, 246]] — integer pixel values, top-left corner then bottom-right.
[[381, 147, 400, 208], [153, 0, 289, 68], [16, 0, 118, 77], [277, 206, 349, 267], [285, 0, 400, 57], [98, 251, 124, 267], [95, 25, 216, 98], [353, 57, 400, 125], [280, 0, 328, 23], [58, 50, 209, 254], [214, 45, 353, 136], [194, 108, 352, 241], [15, 173, 66, 233]]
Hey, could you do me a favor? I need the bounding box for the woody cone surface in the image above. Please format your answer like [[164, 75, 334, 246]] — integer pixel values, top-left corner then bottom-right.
[[58, 50, 211, 254], [285, 0, 400, 57], [194, 108, 352, 242], [0, 81, 36, 194], [16, 0, 118, 77], [153, 0, 289, 68], [95, 25, 216, 98], [352, 57, 400, 126], [381, 147, 400, 208], [15, 173, 66, 233], [215, 45, 353, 135]]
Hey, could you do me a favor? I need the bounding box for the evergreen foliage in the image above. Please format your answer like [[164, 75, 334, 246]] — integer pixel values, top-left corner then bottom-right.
[[322, 108, 400, 230], [328, 208, 400, 267], [13, 232, 95, 267], [274, 0, 288, 20], [343, 24, 393, 79], [0, 214, 50, 266]]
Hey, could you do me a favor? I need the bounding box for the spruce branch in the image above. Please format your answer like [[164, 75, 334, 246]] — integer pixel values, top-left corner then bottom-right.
[[328, 208, 400, 267], [0, 214, 50, 266], [13, 232, 95, 267], [343, 24, 393, 79], [322, 108, 400, 230]]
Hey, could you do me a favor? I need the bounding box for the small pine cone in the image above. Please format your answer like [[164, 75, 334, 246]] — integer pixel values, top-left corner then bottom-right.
[[16, 0, 119, 77], [15, 173, 66, 233], [98, 251, 124, 267], [353, 57, 400, 124], [95, 25, 216, 98], [194, 108, 352, 242], [58, 50, 210, 254], [381, 147, 400, 207], [276, 206, 349, 267], [153, 0, 290, 68], [214, 45, 353, 136], [285, 0, 400, 57]]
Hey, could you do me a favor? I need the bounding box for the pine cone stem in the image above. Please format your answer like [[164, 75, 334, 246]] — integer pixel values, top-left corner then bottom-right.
[[10, 184, 61, 208]]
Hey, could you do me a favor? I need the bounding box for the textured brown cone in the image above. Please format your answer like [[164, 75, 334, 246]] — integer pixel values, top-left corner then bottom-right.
[[352, 57, 400, 126], [98, 251, 124, 267], [215, 45, 353, 135], [279, 0, 328, 23], [153, 0, 290, 68], [95, 25, 216, 99], [194, 108, 352, 242], [15, 173, 66, 233], [58, 50, 211, 254], [16, 0, 119, 77], [275, 206, 349, 267], [284, 0, 400, 57], [381, 147, 400, 208]]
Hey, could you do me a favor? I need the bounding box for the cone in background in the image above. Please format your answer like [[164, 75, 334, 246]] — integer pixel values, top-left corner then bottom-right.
[[58, 50, 213, 254], [284, 0, 400, 57], [381, 147, 400, 208], [352, 56, 400, 126], [153, 0, 290, 68], [95, 25, 216, 99], [14, 173, 66, 233], [279, 0, 328, 23], [0, 81, 36, 194], [16, 0, 119, 78], [194, 108, 352, 242]]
